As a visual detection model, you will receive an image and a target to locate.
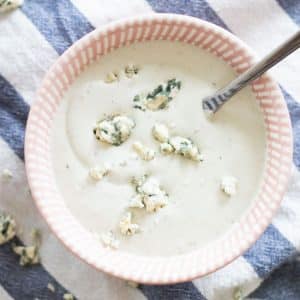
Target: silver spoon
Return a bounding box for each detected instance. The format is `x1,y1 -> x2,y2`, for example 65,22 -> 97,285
202,31 -> 300,114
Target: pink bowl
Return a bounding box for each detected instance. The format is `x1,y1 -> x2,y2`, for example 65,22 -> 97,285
25,14 -> 293,284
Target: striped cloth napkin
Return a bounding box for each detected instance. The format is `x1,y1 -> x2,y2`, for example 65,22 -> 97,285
0,0 -> 299,299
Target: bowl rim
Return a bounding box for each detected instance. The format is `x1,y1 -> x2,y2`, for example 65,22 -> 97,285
25,13 -> 293,284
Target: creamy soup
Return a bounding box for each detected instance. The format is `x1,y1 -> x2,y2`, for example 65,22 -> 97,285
51,41 -> 266,256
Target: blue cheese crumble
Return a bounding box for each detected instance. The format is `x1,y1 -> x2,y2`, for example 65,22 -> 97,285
152,123 -> 202,161
124,64 -> 139,78
101,231 -> 120,249
131,175 -> 169,213
152,123 -> 169,143
233,287 -> 243,300
127,281 -> 139,288
128,194 -> 144,209
63,293 -> 75,300
119,212 -> 140,236
133,78 -> 181,111
2,168 -> 13,180
0,213 -> 16,245
220,176 -> 238,196
0,0 -> 23,13
13,244 -> 40,266
160,142 -> 174,154
47,283 -> 55,293
93,115 -> 135,146
104,71 -> 119,83
13,228 -> 41,266
169,136 -> 203,161
132,141 -> 155,161
89,164 -> 111,181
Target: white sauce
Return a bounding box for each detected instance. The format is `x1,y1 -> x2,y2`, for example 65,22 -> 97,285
51,41 -> 266,256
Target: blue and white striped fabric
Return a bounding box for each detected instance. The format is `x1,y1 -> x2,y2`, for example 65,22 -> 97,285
0,1 -> 299,299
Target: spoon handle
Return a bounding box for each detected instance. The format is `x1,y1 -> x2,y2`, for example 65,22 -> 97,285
203,31 -> 300,114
